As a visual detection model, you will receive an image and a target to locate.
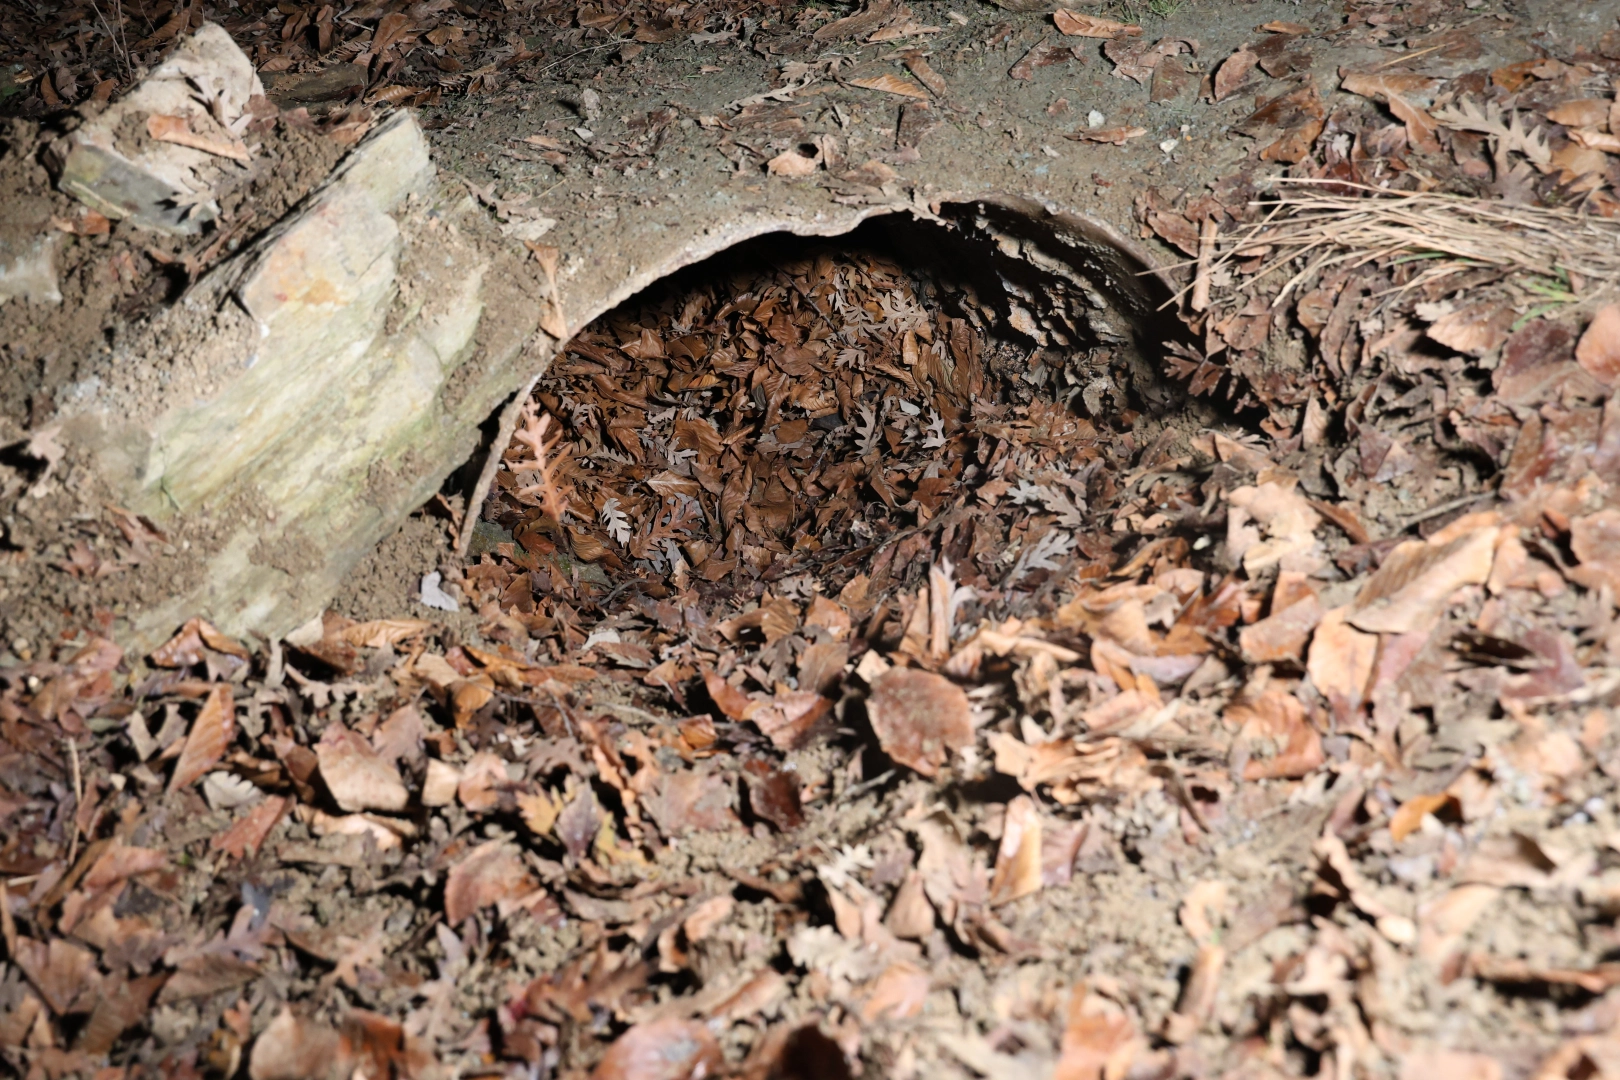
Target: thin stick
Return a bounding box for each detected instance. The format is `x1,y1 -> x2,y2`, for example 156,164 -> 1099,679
65,736 -> 82,866
0,879 -> 15,961
454,370 -> 544,562
1190,217 -> 1217,313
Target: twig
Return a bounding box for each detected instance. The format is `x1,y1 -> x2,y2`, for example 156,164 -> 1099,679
0,879 -> 15,961
88,0 -> 132,81
839,768 -> 896,803
1399,491 -> 1494,530
1190,217 -> 1217,313
454,371 -> 544,563
65,736 -> 82,865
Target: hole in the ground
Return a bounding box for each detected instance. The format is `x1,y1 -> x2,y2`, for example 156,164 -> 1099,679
440,204 -> 1253,675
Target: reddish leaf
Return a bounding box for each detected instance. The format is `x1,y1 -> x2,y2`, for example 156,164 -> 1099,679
211,795 -> 289,859
744,760 -> 804,831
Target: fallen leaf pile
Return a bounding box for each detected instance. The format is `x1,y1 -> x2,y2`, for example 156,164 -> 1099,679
11,2 -> 1620,1079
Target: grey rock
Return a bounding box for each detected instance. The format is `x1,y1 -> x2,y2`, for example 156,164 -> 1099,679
50,23 -> 262,234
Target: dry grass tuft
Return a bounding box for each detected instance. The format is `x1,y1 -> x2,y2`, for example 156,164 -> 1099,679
1179,179 -> 1620,311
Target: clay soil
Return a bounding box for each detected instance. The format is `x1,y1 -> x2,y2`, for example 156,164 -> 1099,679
8,2 -> 1620,1080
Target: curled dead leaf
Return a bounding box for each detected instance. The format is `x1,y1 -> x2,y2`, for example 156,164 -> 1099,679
988,796 -> 1043,906
1054,9 -> 1141,38
847,73 -> 930,100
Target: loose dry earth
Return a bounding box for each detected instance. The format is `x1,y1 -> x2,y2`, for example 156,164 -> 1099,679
8,2 -> 1620,1080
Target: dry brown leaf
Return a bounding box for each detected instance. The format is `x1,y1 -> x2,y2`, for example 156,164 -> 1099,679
168,684 -> 235,793
1577,304 -> 1620,386
645,766 -> 739,836
751,689 -> 833,750
247,1007 -> 342,1080
1240,82 -> 1325,162
1348,517 -> 1499,634
885,870 -> 935,939
307,809 -> 413,851
1229,687 -> 1323,780
1427,301 -> 1516,358
517,787 -> 564,837
1571,510 -> 1620,595
146,113 -> 251,162
1306,606 -> 1378,723
1391,792 -> 1458,842
1545,98 -> 1610,128
151,617 -> 250,666
867,668 -> 973,777
82,843 -> 167,892
814,0 -> 896,42
1419,887 -> 1503,965
1054,988 -> 1141,1080
682,895 -> 734,943
804,595 -> 852,638
1468,956 -> 1620,995
1164,943 -> 1225,1044
860,962 -> 930,1022
591,1017 -> 723,1080
14,935 -> 99,1014
1569,127 -> 1620,152
212,795 -> 288,860
716,597 -> 800,644
1012,43 -> 1083,81
1066,125 -> 1148,146
1398,1050 -> 1503,1080
1212,47 -> 1257,102
336,618 -> 432,649
703,668 -> 761,721
1239,594 -> 1322,663
443,840 -> 536,926
421,759 -> 460,807
988,795 -> 1043,906
848,73 -> 930,100
457,751 -> 509,812
1179,881 -> 1229,944
1340,72 -> 1444,155
1227,482 -> 1322,574
1054,9 -> 1141,38
767,147 -> 819,176
316,724 -> 408,813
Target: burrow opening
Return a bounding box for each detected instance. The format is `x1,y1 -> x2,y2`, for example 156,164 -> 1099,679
418,202 -> 1259,669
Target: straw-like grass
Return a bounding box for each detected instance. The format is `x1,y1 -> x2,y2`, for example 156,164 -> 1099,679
1175,179 -> 1620,311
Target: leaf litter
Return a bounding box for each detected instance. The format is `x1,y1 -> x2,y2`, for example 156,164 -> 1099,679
12,1 -> 1620,1079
